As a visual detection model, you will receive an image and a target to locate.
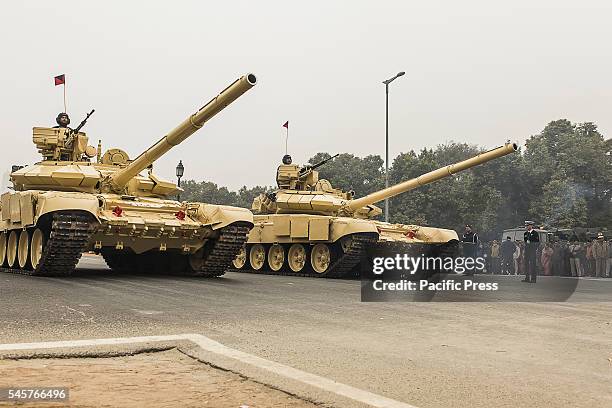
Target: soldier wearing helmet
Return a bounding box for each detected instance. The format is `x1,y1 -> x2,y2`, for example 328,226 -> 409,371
54,112 -> 71,129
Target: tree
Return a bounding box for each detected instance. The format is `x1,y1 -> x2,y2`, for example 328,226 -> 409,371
308,153 -> 384,198
180,180 -> 240,206
524,120 -> 611,228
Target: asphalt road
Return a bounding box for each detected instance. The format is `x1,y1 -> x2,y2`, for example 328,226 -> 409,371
1,255 -> 611,408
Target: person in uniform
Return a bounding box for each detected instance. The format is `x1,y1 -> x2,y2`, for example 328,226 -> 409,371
592,233 -> 608,278
500,236 -> 515,275
282,154 -> 292,165
522,221 -> 540,283
461,225 -> 478,255
490,240 -> 500,274
54,112 -> 71,129
461,225 -> 478,274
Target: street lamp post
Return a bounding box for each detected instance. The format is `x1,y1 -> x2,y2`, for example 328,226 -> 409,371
382,71 -> 405,223
176,160 -> 184,202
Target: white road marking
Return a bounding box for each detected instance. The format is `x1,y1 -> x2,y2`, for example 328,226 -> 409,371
130,309 -> 164,315
0,334 -> 417,408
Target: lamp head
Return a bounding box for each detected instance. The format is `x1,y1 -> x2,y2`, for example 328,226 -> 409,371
176,160 -> 185,178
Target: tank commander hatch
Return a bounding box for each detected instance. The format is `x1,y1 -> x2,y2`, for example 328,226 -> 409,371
53,112 -> 71,129
276,153 -> 340,191
276,154 -> 301,189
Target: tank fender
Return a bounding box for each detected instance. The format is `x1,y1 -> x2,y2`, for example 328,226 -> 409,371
192,203 -> 254,230
35,191 -> 100,223
329,218 -> 379,242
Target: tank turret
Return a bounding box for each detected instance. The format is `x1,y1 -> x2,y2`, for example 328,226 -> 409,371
253,143 -> 518,217
275,154 -> 339,190
10,74 -> 257,197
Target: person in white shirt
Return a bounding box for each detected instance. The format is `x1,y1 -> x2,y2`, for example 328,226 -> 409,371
513,243 -> 521,276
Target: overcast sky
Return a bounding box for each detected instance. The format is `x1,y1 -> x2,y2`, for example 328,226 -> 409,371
1,0 -> 611,191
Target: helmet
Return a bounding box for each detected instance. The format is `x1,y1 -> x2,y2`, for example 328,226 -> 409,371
282,154 -> 292,165
56,112 -> 70,126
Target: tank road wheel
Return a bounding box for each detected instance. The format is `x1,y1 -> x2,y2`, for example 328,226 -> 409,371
0,232 -> 7,267
232,245 -> 247,269
30,229 -> 45,270
249,244 -> 266,271
18,230 -> 31,269
287,244 -> 306,273
7,231 -> 19,268
340,236 -> 353,253
311,243 -> 331,274
267,245 -> 285,272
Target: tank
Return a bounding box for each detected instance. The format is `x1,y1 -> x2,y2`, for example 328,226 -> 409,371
232,142 -> 518,277
0,73 -> 257,277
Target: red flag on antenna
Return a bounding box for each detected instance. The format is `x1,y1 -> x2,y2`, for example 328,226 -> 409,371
282,121 -> 289,129
54,74 -> 65,86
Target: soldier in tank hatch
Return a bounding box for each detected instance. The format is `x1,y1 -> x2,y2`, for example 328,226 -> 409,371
54,112 -> 71,129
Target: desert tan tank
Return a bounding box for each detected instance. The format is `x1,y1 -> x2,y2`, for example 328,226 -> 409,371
232,142 -> 517,277
0,73 -> 257,277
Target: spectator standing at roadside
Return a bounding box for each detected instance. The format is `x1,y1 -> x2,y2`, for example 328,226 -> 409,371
579,243 -> 589,276
540,243 -> 554,276
514,241 -> 522,276
490,240 -> 500,274
569,240 -> 582,277
562,241 -> 572,276
500,237 -> 515,275
585,241 -> 595,276
551,242 -> 562,276
592,233 -> 608,278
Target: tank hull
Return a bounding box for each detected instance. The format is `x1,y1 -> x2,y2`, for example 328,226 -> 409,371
0,190 -> 253,276
231,213 -> 459,278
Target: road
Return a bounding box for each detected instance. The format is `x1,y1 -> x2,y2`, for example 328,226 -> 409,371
1,255 -> 611,408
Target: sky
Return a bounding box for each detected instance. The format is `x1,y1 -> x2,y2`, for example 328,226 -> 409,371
1,0 -> 611,191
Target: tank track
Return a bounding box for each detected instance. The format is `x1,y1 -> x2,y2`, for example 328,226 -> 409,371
100,250 -> 137,274
1,212 -> 96,277
323,233 -> 378,278
101,224 -> 250,278
375,240 -> 460,277
186,224 -> 250,277
234,233 -> 378,279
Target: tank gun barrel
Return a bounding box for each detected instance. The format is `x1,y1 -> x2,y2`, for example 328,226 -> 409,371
346,142 -> 518,212
109,73 -> 257,190
73,109 -> 95,134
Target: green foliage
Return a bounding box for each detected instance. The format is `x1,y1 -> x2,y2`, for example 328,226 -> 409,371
523,120 -> 611,228
308,153 -> 384,198
179,119 -> 611,238
180,180 -> 271,209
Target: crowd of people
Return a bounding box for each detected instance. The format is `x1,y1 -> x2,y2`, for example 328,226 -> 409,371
477,233 -> 612,278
